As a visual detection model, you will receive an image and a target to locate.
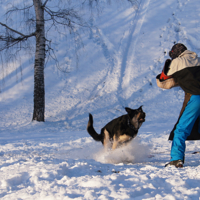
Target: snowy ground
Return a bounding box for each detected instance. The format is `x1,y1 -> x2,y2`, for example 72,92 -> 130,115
1,0 -> 200,199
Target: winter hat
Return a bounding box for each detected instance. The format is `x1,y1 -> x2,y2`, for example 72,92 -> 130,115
169,43 -> 187,59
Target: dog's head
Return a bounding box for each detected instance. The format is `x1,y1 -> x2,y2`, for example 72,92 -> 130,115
125,106 -> 145,129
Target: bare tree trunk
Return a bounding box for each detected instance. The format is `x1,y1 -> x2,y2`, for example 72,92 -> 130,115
32,0 -> 45,121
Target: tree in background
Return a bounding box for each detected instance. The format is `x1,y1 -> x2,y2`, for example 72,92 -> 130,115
0,0 -> 138,122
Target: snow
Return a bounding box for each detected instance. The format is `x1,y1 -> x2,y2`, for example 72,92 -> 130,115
1,0 -> 200,199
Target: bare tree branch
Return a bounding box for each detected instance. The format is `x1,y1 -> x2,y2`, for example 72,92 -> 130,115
46,41 -> 70,73
0,31 -> 35,51
5,4 -> 34,21
0,22 -> 26,37
44,6 -> 90,32
5,4 -> 34,15
42,0 -> 49,8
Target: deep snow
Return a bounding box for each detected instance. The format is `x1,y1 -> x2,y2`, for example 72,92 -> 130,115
1,0 -> 200,199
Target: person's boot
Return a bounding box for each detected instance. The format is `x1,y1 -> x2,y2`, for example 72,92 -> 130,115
165,160 -> 183,168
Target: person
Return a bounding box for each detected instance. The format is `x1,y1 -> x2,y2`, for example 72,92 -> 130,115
156,43 -> 200,168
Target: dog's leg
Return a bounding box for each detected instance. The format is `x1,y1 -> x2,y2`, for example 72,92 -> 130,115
103,129 -> 110,151
117,135 -> 132,148
112,134 -> 132,150
118,135 -> 132,143
112,135 -> 118,150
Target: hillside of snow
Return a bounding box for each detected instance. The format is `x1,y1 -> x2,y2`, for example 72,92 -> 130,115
1,0 -> 200,199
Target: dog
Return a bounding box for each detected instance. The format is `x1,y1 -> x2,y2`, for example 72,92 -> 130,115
87,106 -> 145,150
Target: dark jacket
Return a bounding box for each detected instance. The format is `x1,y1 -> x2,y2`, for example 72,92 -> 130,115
172,67 -> 200,95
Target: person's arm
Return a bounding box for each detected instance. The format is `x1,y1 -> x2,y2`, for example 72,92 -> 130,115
156,59 -> 178,89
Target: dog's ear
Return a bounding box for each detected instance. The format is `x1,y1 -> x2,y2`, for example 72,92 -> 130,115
138,105 -> 143,112
125,107 -> 133,114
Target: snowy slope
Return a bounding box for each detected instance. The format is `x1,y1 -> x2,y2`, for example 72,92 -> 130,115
1,0 -> 200,199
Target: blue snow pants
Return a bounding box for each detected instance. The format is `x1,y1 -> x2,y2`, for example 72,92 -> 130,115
171,94 -> 200,162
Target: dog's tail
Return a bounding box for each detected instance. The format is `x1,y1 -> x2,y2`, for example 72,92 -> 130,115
87,113 -> 102,142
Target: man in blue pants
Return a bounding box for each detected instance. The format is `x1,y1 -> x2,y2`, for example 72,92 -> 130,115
156,43 -> 200,168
